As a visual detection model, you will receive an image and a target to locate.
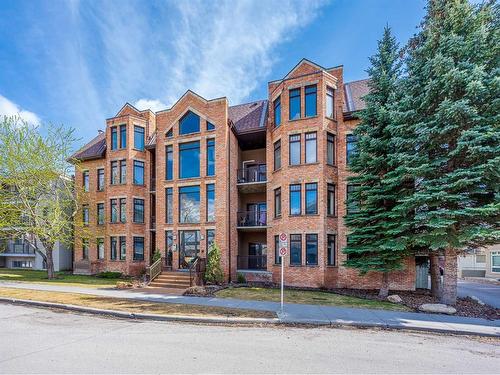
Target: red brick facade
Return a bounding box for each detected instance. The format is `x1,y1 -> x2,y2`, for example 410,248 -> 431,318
72,59 -> 416,291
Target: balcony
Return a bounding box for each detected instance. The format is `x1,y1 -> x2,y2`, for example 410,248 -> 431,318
237,164 -> 267,193
237,255 -> 267,271
150,178 -> 156,192
0,242 -> 35,257
237,211 -> 267,231
150,215 -> 156,231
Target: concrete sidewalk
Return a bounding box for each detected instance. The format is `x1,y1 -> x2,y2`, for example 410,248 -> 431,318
0,281 -> 498,336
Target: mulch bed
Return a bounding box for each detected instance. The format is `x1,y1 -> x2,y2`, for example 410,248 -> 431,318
332,288 -> 500,320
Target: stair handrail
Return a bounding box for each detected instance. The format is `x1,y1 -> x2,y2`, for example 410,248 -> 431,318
189,257 -> 199,287
148,258 -> 162,283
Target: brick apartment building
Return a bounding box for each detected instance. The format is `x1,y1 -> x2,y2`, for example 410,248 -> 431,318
71,59 -> 416,290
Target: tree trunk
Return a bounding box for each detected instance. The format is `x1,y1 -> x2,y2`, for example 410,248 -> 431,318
378,272 -> 390,298
440,247 -> 458,305
46,248 -> 55,280
429,252 -> 441,298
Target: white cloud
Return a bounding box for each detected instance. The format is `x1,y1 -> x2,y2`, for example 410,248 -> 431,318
0,95 -> 41,125
134,99 -> 167,113
165,0 -> 327,105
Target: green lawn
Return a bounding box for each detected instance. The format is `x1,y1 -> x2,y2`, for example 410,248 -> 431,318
216,287 -> 411,311
0,269 -> 124,288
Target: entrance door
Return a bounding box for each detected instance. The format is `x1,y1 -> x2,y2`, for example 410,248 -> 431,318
415,256 -> 430,289
247,203 -> 267,226
179,230 -> 200,269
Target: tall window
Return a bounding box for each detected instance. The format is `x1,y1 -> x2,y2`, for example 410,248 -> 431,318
97,238 -> 104,260
206,229 -> 215,251
166,128 -> 173,138
165,187 -> 173,224
305,132 -> 317,163
133,160 -> 145,185
274,140 -> 281,171
289,88 -> 301,120
82,205 -> 89,225
111,161 -> 118,185
110,199 -> 118,223
206,139 -> 215,176
289,184 -> 301,215
305,183 -> 318,214
326,86 -> 335,118
274,187 -> 281,218
97,168 -> 105,191
327,234 -> 336,266
119,160 -> 126,184
179,141 -> 200,178
97,203 -> 104,225
206,184 -> 215,222
166,145 -> 173,180
274,235 -> 281,265
207,121 -> 215,131
179,111 -> 200,135
274,96 -> 281,127
492,252 -> 500,273
111,127 -> 117,150
120,124 -> 127,148
133,237 -> 144,260
120,198 -> 126,223
306,234 -> 318,265
119,236 -> 126,260
134,125 -> 145,151
83,171 -> 89,192
179,185 -> 200,223
327,133 -> 335,165
290,234 -> 302,265
166,230 -> 173,263
289,134 -> 301,165
305,85 -> 317,117
347,184 -> 360,214
82,239 -> 89,260
133,198 -> 144,223
327,183 -> 335,216
110,237 -> 117,260
346,134 -> 358,165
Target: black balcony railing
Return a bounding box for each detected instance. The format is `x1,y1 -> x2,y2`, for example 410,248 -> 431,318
237,164 -> 267,183
237,210 -> 267,227
237,255 -> 267,270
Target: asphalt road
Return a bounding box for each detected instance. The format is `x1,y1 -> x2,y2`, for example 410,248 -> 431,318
0,304 -> 499,374
458,280 -> 500,308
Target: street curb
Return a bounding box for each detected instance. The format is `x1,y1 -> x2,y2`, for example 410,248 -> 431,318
1,297 -> 498,337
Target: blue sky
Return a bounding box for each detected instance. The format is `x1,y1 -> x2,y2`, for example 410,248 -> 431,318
0,0 -> 425,149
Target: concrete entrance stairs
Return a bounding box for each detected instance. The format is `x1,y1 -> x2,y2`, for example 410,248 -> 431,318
149,271 -> 191,289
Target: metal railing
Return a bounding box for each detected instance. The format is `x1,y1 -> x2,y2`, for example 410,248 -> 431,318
147,258 -> 162,283
150,216 -> 156,230
237,210 -> 267,227
237,255 -> 267,270
237,164 -> 267,183
189,257 -> 206,287
150,178 -> 156,191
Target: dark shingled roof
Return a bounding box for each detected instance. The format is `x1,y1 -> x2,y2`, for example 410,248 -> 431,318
228,99 -> 268,133
70,132 -> 106,161
343,79 -> 370,113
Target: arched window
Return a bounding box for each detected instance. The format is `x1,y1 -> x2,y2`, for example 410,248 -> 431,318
179,111 -> 200,135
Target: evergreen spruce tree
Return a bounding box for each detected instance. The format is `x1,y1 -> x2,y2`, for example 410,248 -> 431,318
392,0 -> 499,305
343,26 -> 409,298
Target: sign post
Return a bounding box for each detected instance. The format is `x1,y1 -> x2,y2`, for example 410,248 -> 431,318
278,233 -> 288,313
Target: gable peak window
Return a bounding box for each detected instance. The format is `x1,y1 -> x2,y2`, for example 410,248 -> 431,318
305,85 -> 317,117
134,125 -> 145,151
179,111 -> 200,135
207,121 -> 215,131
166,128 -> 173,138
289,88 -> 301,120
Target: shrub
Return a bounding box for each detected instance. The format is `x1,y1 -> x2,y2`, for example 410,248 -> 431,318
237,272 -> 246,284
97,271 -> 122,279
152,250 -> 162,263
204,242 -> 224,285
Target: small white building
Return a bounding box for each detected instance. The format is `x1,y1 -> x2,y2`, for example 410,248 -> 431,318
0,236 -> 72,271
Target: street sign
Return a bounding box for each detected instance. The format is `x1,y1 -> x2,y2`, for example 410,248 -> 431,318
279,233 -> 287,242
278,233 -> 287,313
279,247 -> 287,257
